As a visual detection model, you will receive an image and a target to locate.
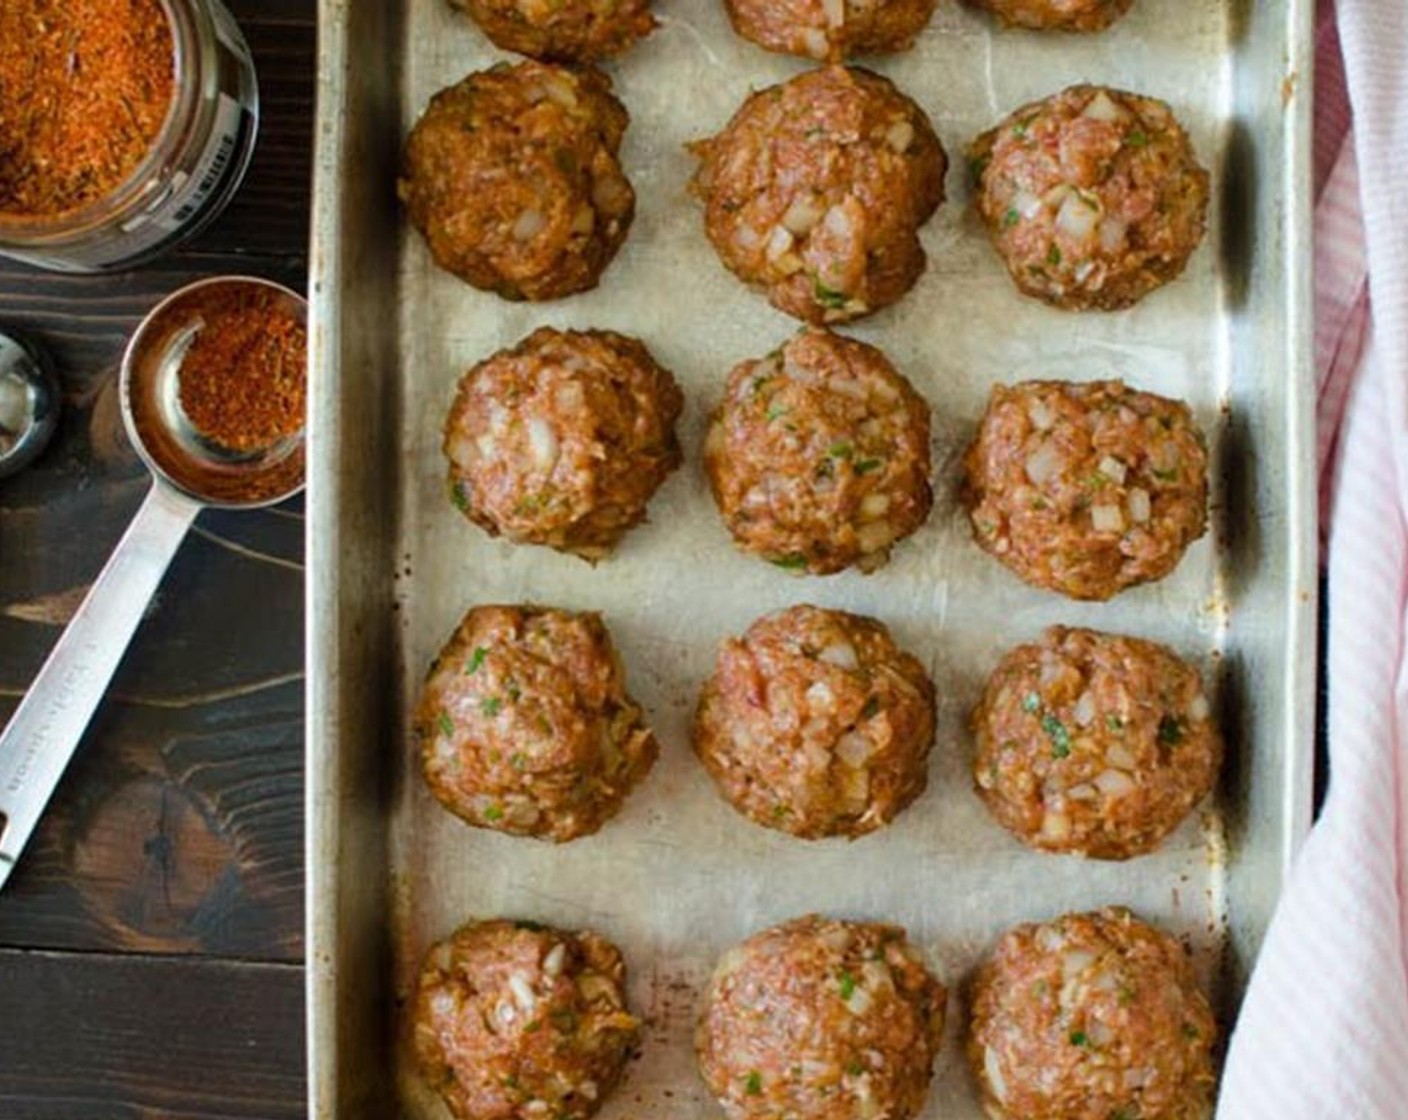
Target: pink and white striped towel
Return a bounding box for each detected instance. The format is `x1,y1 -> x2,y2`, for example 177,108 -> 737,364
1218,1 -> 1408,1116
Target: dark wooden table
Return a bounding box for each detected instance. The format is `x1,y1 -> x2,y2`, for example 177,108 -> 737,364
0,2 -> 313,1114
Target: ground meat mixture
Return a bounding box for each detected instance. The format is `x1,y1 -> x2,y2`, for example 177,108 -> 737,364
705,328 -> 932,575
724,0 -> 938,62
970,85 -> 1208,310
399,61 -> 635,301
968,908 -> 1216,1120
698,915 -> 946,1120
968,0 -> 1133,32
444,328 -> 683,560
414,918 -> 640,1120
961,379 -> 1209,600
690,66 -> 946,324
450,0 -> 655,61
694,605 -> 936,839
972,626 -> 1221,859
415,604 -> 658,842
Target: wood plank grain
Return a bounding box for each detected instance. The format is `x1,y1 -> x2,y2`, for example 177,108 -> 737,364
0,947 -> 304,1119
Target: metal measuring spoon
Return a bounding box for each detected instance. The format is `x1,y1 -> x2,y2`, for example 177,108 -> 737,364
0,331 -> 60,478
0,276 -> 306,890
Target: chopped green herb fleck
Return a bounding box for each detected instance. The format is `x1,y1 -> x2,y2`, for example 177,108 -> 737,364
845,1060 -> 866,1077
744,1071 -> 763,1096
1021,691 -> 1041,714
509,752 -> 527,771
1069,1030 -> 1090,1047
770,553 -> 808,571
551,1009 -> 579,1032
814,278 -> 848,309
829,441 -> 854,460
1047,244 -> 1063,267
1002,207 -> 1020,229
484,804 -> 504,821
437,711 -> 455,737
1182,1023 -> 1200,1040
1042,713 -> 1072,758
1152,467 -> 1179,481
450,480 -> 471,512
1110,1110 -> 1137,1120
466,646 -> 489,674
1086,472 -> 1108,490
515,919 -> 546,931
523,1018 -> 542,1033
970,154 -> 991,179
1106,715 -> 1126,731
1012,123 -> 1028,139
1158,715 -> 1185,746
482,697 -> 503,717
861,696 -> 882,720
1126,129 -> 1149,147
751,375 -> 775,397
854,458 -> 884,475
502,1075 -> 520,1090
838,971 -> 858,1000
766,402 -> 789,422
506,680 -> 522,702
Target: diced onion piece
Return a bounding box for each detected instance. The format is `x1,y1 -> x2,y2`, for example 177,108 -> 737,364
541,72 -> 579,107
1091,504 -> 1125,533
859,492 -> 891,520
766,224 -> 795,261
828,376 -> 869,401
429,989 -> 458,1019
1061,948 -> 1096,981
1024,441 -> 1062,485
734,223 -> 762,252
1088,1020 -> 1113,1047
543,943 -> 566,977
1013,189 -> 1043,220
1124,1067 -> 1154,1091
1106,743 -> 1137,770
592,174 -> 631,213
1041,810 -> 1072,841
1056,191 -> 1099,243
823,203 -> 854,236
842,977 -> 874,1015
805,680 -> 836,713
570,206 -> 595,234
1042,183 -> 1073,209
526,416 -> 559,470
1099,217 -> 1128,253
1095,768 -> 1138,798
856,519 -> 896,555
984,1047 -> 1009,1103
782,195 -> 824,235
508,972 -> 537,1011
512,208 -> 546,241
885,120 -> 914,153
1073,690 -> 1096,727
555,380 -> 585,413
822,0 -> 845,26
1128,487 -> 1152,523
1083,90 -> 1127,122
1067,783 -> 1098,801
836,731 -> 874,768
802,26 -> 830,58
489,403 -> 510,435
1027,397 -> 1055,430
1098,456 -> 1128,484
818,641 -> 859,670
1189,693 -> 1211,722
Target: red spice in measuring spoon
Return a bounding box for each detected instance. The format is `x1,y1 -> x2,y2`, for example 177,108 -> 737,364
176,288 -> 307,452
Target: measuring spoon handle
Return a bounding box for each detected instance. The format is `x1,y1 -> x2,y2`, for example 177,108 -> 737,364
0,482 -> 199,891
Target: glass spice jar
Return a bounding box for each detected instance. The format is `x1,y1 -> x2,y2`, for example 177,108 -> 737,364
0,0 -> 259,273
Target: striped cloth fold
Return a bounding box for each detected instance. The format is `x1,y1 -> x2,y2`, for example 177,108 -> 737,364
1218,1 -> 1408,1116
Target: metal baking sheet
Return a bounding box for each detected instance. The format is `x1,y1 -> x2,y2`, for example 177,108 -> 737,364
307,0 -> 1316,1115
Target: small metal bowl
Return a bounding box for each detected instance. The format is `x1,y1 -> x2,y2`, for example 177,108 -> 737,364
0,331 -> 60,478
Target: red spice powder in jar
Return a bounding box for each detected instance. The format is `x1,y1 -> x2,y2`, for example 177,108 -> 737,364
0,0 -> 176,218
177,289 -> 308,453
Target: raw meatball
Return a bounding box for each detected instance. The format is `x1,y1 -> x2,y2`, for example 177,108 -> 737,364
698,915 -> 945,1120
969,0 -> 1133,32
705,328 -> 932,574
445,327 -> 683,560
690,66 -> 946,324
450,0 -> 655,61
415,604 -> 657,841
970,85 -> 1208,310
724,0 -> 938,61
972,626 -> 1222,859
968,907 -> 1216,1120
961,379 -> 1209,600
414,918 -> 640,1120
399,61 -> 635,301
694,604 -> 936,839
